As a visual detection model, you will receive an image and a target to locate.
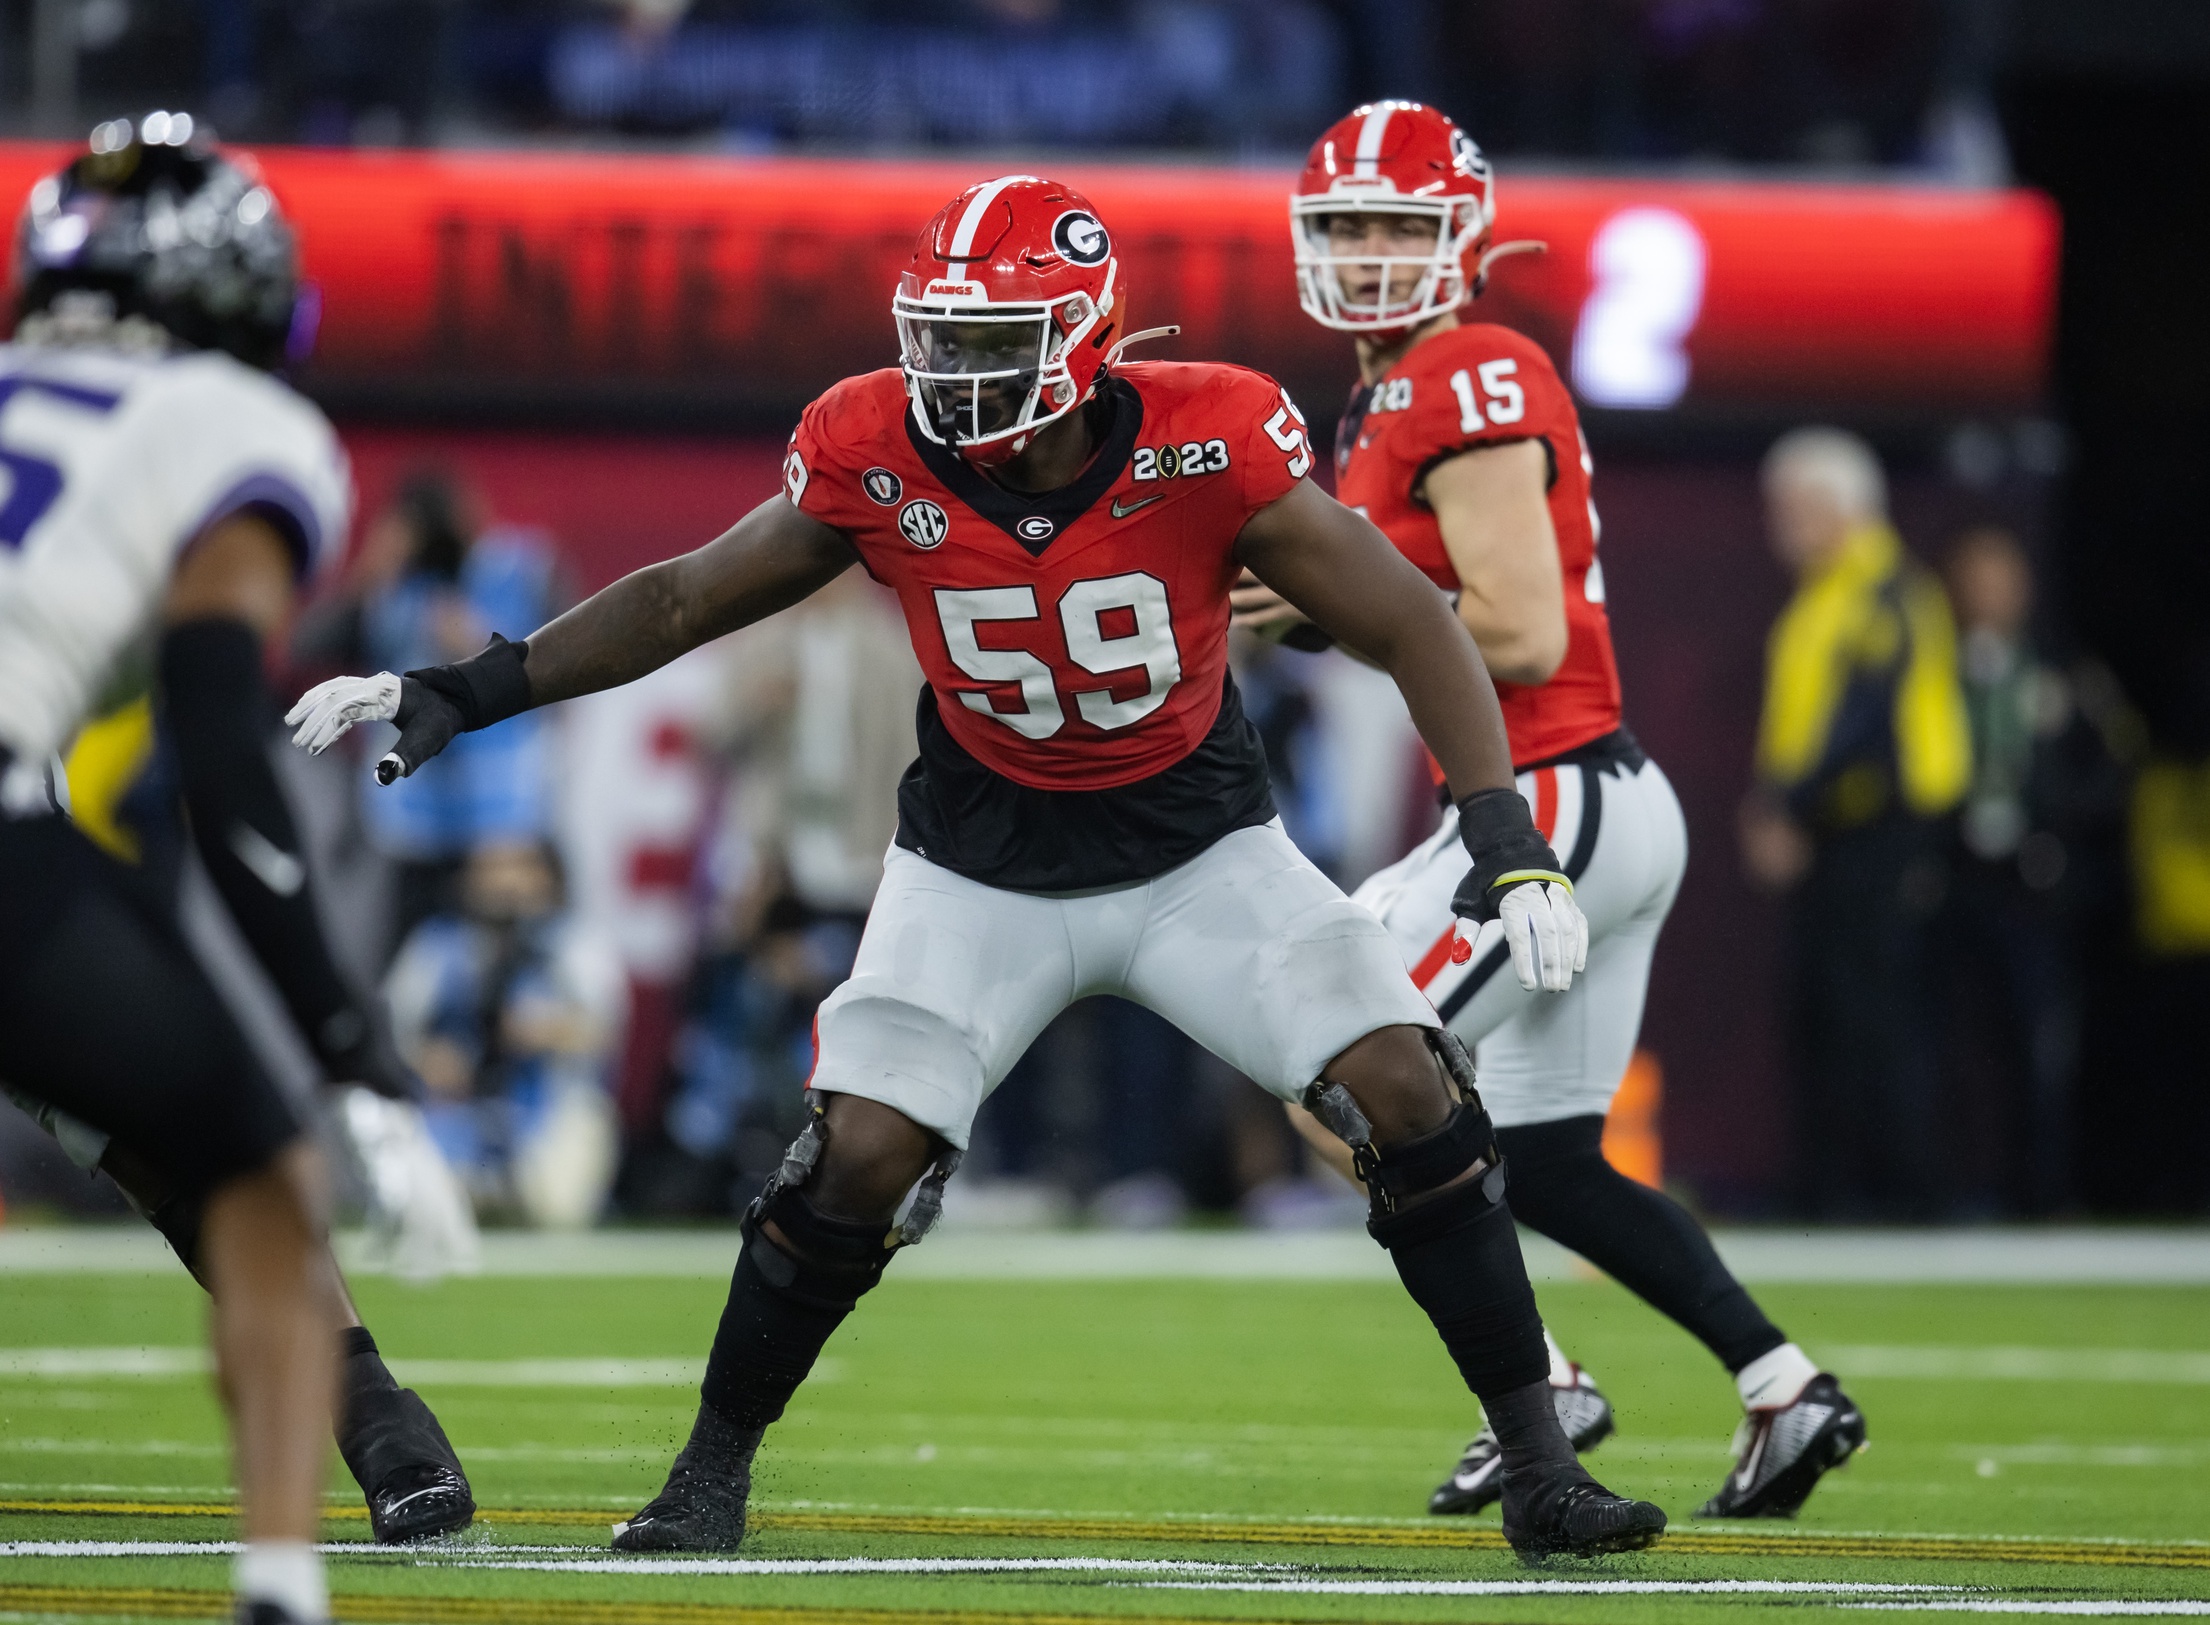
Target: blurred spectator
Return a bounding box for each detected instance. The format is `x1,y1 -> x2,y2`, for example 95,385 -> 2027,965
294,472 -> 564,956
639,569 -> 920,1211
386,840 -> 627,1227
1933,524 -> 2080,1215
1742,427 -> 1971,1220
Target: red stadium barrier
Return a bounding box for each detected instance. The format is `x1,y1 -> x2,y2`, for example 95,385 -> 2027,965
0,144 -> 2057,421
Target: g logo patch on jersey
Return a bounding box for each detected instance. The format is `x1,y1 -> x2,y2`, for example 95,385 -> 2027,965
1051,210 -> 1110,268
1016,515 -> 1056,543
862,467 -> 903,506
899,498 -> 949,550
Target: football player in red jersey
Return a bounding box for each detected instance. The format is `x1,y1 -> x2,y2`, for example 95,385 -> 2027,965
1240,102 -> 1866,1523
289,173 -> 1668,1560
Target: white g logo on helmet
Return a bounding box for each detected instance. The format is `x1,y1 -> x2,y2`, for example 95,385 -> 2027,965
1051,210 -> 1110,267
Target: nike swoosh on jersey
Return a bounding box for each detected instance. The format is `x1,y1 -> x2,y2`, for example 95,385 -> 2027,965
1110,493 -> 1165,519
229,821 -> 306,896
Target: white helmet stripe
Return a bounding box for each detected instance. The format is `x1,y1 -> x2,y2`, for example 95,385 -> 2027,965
1352,105 -> 1395,178
946,173 -> 1040,273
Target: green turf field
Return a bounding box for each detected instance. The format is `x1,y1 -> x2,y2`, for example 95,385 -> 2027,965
3,1241 -> 2207,1622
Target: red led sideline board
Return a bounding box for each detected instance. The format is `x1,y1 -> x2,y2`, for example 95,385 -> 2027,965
0,144 -> 2056,421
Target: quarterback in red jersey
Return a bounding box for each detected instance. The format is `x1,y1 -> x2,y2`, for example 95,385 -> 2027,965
289,174 -> 1666,1560
1243,102 -> 1865,1524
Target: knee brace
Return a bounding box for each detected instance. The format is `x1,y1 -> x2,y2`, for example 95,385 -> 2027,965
742,1182 -> 898,1314
1303,1027 -> 1501,1217
1366,1133 -> 1546,1402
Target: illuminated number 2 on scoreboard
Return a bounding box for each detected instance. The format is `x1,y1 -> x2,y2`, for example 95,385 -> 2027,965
934,570 -> 1184,738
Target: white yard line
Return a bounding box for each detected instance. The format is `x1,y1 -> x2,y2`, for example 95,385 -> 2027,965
1845,1606 -> 2210,1616
1140,1580 -> 1969,1596
0,1350 -> 742,1387
1829,1347 -> 2210,1384
2,1225 -> 2205,1282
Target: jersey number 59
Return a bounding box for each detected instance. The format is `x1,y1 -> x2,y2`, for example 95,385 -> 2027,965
935,572 -> 1182,739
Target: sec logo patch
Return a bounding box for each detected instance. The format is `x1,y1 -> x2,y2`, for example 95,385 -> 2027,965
862,467 -> 903,506
1016,515 -> 1056,543
899,498 -> 949,550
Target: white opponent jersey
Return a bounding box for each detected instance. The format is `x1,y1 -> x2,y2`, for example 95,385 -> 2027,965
0,341 -> 351,773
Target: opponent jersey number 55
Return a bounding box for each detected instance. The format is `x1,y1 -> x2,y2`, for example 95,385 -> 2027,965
930,389 -> 1311,741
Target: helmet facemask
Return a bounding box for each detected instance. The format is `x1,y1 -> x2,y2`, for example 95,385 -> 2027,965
1291,195 -> 1487,333
895,279 -> 1107,466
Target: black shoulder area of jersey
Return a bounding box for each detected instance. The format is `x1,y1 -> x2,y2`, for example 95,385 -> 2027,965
903,376 -> 1143,558
893,670 -> 1278,892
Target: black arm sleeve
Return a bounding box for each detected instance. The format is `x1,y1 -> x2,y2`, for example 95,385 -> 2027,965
158,618 -> 411,1097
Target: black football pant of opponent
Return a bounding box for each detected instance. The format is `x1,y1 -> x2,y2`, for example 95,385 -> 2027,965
0,810 -> 458,1542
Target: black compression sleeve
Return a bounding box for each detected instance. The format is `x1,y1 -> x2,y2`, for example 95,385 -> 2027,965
158,619 -> 365,1066
1495,1116 -> 1786,1372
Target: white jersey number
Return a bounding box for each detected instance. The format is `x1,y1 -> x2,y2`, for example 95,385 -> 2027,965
935,571 -> 1183,739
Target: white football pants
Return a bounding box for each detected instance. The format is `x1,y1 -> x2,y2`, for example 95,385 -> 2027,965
812,820 -> 1439,1149
1352,754 -> 1687,1127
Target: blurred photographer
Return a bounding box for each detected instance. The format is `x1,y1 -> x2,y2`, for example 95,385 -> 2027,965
385,840 -> 626,1228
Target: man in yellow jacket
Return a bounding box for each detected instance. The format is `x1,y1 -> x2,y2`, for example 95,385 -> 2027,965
1741,428 -> 1971,1219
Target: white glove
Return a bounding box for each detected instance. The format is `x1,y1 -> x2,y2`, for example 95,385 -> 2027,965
1497,878 -> 1589,994
285,672 -> 401,756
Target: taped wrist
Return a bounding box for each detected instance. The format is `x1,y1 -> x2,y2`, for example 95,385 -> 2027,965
699,1190 -> 898,1430
1454,786 -> 1568,924
405,634 -> 533,734
1369,1160 -> 1548,1402
159,620 -> 364,1064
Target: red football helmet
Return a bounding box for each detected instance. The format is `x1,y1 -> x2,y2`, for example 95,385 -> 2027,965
894,175 -> 1123,465
1291,100 -> 1499,332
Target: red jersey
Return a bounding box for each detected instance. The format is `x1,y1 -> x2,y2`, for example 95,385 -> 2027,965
1334,323 -> 1622,768
787,360 -> 1312,793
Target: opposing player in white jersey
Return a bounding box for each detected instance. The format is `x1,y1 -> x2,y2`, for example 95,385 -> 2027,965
0,120 -> 463,1622
1238,100 -> 1866,1522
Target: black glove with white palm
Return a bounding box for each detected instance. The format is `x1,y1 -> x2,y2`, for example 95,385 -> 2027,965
287,635 -> 533,785
1452,786 -> 1588,994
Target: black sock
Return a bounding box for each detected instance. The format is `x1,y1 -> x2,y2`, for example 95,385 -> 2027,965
342,1326 -> 381,1364
1498,1116 -> 1786,1373
699,1209 -> 887,1432
1369,1171 -> 1549,1404
1485,1378 -> 1588,1478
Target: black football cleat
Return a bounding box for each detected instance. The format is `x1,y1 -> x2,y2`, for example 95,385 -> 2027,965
341,1384 -> 476,1544
613,1410 -> 763,1554
1430,1364 -> 1616,1516
612,1461 -> 752,1554
1697,1373 -> 1866,1519
234,1601 -> 322,1625
1500,1458 -> 1667,1560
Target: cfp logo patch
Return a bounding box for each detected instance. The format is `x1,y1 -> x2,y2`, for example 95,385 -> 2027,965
899,498 -> 949,550
1051,210 -> 1110,268
862,467 -> 903,506
1016,515 -> 1056,543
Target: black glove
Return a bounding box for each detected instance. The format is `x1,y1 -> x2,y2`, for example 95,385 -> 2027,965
1450,785 -> 1570,923
313,1004 -> 420,1102
377,633 -> 535,785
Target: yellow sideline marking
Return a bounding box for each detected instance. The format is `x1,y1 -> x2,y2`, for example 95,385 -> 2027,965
2,1498 -> 2206,1571
0,1583 -> 1342,1625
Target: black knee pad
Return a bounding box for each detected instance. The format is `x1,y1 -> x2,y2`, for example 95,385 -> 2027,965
744,1183 -> 898,1314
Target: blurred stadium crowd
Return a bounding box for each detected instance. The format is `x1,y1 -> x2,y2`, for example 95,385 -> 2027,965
14,0 -> 1997,174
